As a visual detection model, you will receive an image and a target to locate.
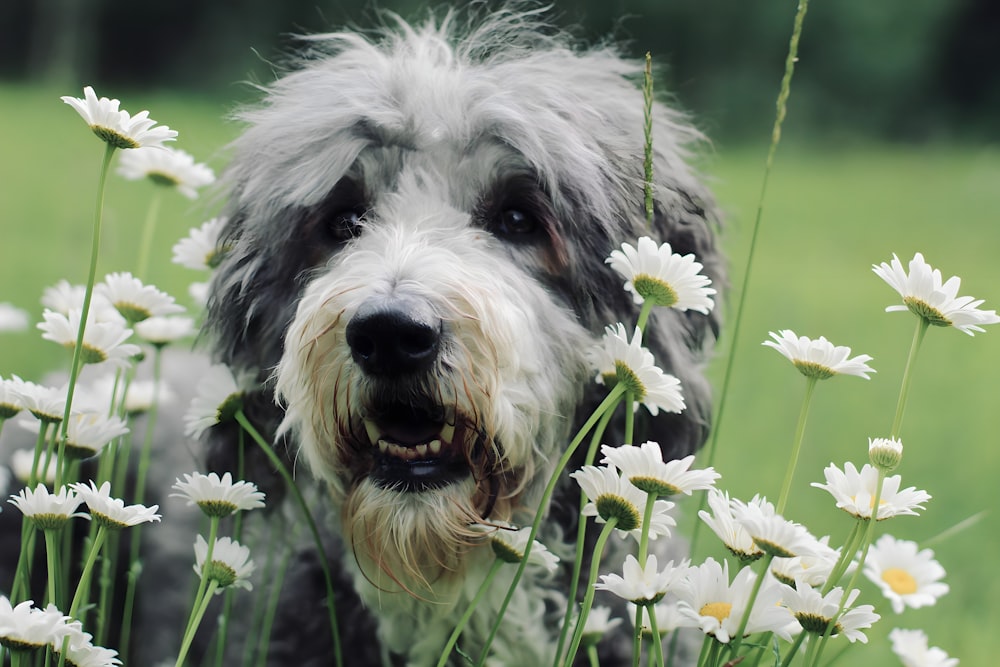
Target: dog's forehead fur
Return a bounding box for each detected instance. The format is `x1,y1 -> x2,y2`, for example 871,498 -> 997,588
225,14 -> 705,239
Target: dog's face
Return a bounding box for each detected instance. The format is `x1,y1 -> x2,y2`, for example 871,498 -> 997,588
206,13 -> 722,592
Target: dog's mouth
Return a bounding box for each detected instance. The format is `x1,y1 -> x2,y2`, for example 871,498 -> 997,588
356,401 -> 477,491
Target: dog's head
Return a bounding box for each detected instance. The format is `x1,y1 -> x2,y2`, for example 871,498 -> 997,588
205,8 -> 723,591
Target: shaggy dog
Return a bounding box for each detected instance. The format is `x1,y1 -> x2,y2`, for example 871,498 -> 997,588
195,6 -> 723,666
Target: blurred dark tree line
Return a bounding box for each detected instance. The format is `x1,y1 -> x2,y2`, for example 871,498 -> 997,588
1,0 -> 997,142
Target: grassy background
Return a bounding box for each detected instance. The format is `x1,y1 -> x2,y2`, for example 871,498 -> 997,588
2,82 -> 998,664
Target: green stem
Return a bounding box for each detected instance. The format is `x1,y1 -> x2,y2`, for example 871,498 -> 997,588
728,553 -> 774,657
253,541 -> 294,667
436,559 -> 504,667
821,521 -> 863,595
632,604 -> 644,667
59,142 -> 117,487
43,530 -> 62,608
563,519 -> 619,667
119,347 -> 164,656
68,525 -> 108,619
234,409 -> 343,667
890,318 -> 929,438
690,0 -> 811,558
624,390 -> 635,446
552,407 -> 617,667
776,376 -> 818,515
646,603 -> 663,667
478,384 -> 626,667
135,189 -> 162,281
637,493 -> 657,562
175,579 -> 220,667
635,300 -> 655,334
778,630 -> 808,667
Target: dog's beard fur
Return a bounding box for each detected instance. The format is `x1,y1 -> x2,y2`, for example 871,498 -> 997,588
275,186 -> 591,593
202,5 -> 725,664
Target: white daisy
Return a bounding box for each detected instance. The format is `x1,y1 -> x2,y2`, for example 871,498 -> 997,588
134,315 -> 195,346
811,462 -> 931,521
0,303 -> 29,333
697,489 -> 764,562
782,583 -> 879,643
171,471 -> 265,517
770,536 -> 843,589
471,521 -> 559,573
193,535 -> 255,593
606,236 -> 716,312
873,252 -> 1000,335
40,280 -> 117,321
172,217 -> 230,271
600,443 -> 719,496
183,364 -> 251,438
10,449 -> 57,485
869,436 -> 904,472
595,554 -> 688,605
8,483 -> 89,531
14,380 -> 68,424
61,86 -> 177,149
732,497 -> 819,559
571,464 -> 676,542
863,534 -> 949,614
763,330 -> 875,380
58,639 -> 122,667
0,597 -> 69,652
71,480 -> 161,529
64,412 -> 129,459
674,557 -> 796,643
0,375 -> 27,419
591,324 -> 685,416
889,628 -> 958,667
188,281 -> 210,308
580,605 -> 623,647
117,146 -> 215,199
96,273 -> 184,323
632,599 -> 688,636
38,309 -> 140,367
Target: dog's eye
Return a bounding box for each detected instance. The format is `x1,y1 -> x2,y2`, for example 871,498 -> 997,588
327,209 -> 365,242
494,209 -> 538,237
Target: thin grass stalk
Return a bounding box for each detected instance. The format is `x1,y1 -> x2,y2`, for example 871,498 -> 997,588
477,384 -> 626,667
690,0 -> 811,556
234,409 -> 343,667
436,559 -> 504,667
253,540 -> 294,667
775,376 -> 818,515
642,51 -> 654,227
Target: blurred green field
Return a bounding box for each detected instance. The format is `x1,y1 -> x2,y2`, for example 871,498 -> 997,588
2,82 -> 998,664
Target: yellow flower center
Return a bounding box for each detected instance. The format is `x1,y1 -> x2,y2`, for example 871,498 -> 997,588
699,601 -> 732,623
881,567 -> 918,595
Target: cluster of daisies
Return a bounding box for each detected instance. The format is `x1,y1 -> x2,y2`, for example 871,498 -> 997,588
483,238 -> 986,667
0,88 -> 263,667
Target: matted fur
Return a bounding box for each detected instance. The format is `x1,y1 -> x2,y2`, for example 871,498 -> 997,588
197,5 -> 724,666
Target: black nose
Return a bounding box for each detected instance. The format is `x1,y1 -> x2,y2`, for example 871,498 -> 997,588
345,298 -> 442,376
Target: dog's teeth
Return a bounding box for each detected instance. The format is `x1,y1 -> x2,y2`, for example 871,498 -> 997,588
428,439 -> 442,455
415,444 -> 428,457
377,439 -> 389,453
439,423 -> 455,443
365,420 -> 381,446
